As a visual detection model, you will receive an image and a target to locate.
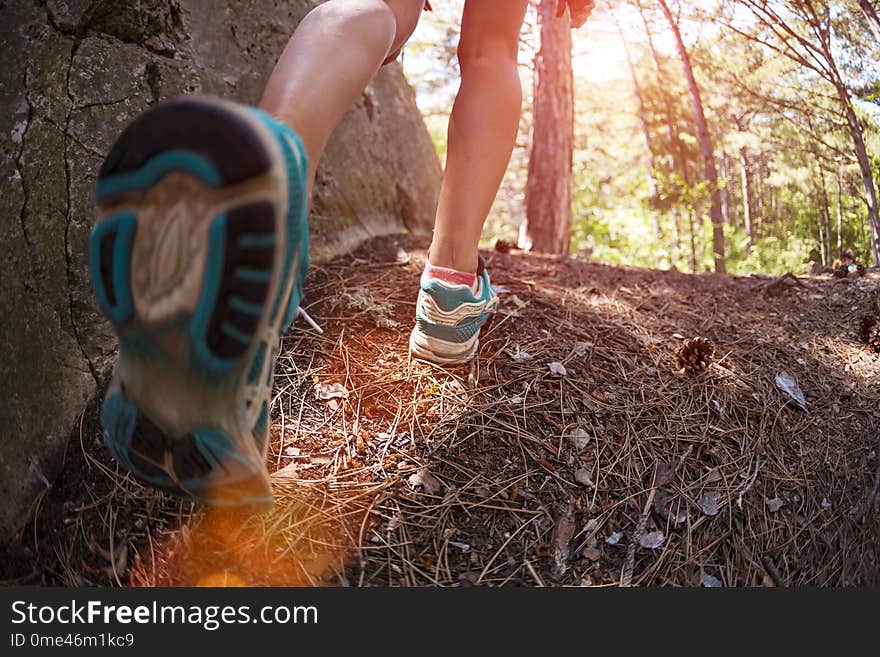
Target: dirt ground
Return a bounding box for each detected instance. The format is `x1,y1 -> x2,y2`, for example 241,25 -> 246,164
3,234 -> 879,587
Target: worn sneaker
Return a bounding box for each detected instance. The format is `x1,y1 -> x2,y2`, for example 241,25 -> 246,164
409,258 -> 499,365
89,97 -> 309,506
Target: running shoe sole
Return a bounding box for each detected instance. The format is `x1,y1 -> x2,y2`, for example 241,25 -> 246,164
90,97 -> 308,506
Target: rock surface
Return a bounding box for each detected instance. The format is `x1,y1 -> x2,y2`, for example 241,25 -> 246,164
0,0 -> 440,542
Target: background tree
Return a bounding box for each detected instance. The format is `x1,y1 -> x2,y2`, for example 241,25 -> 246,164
520,0 -> 575,253
729,0 -> 880,265
657,0 -> 726,272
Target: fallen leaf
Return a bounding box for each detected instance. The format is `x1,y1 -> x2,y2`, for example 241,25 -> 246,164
701,572 -> 722,588
639,531 -> 665,549
653,462 -> 675,487
536,458 -> 557,474
774,371 -> 808,410
582,547 -> 602,562
605,531 -> 623,545
568,427 -> 591,450
492,284 -> 510,294
509,395 -> 524,405
548,362 -> 567,377
574,469 -> 594,488
408,467 -> 443,495
765,497 -> 785,513
553,504 -> 576,575
512,350 -> 533,361
699,490 -> 720,516
821,497 -> 832,509
449,541 -> 471,553
284,446 -> 301,457
315,382 -> 348,401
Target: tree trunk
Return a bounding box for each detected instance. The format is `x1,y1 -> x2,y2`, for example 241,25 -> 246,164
671,208 -> 682,264
688,210 -> 697,272
812,19 -> 880,264
521,0 -> 574,254
657,0 -> 725,273
616,15 -> 661,240
818,169 -> 833,264
836,162 -> 844,256
859,0 -> 880,42
739,147 -> 754,254
720,153 -> 731,227
637,0 -> 684,261
840,95 -> 880,265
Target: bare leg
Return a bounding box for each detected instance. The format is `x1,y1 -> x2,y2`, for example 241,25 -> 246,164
428,0 -> 528,273
259,0 -> 424,193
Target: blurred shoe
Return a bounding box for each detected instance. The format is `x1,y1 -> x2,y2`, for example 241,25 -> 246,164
90,96 -> 309,506
409,257 -> 498,365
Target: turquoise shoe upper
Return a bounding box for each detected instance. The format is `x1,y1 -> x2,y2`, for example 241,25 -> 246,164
415,259 -> 498,344
250,108 -> 310,335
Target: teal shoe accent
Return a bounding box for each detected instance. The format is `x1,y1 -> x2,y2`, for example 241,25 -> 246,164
253,401 -> 269,447
233,266 -> 273,283
247,342 -> 268,385
100,393 -> 138,472
229,295 -> 265,317
94,150 -> 221,201
250,108 -> 309,333
89,212 -> 137,324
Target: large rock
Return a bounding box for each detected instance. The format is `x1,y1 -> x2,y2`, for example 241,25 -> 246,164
0,0 -> 440,542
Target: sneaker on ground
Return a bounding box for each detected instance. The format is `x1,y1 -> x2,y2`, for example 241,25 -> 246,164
409,257 -> 498,365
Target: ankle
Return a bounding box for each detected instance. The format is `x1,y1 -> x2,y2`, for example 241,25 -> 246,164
427,245 -> 478,274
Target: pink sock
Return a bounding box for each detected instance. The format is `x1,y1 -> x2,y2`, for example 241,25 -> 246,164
425,260 -> 477,290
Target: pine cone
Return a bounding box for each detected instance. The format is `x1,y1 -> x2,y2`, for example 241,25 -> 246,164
859,315 -> 880,353
676,337 -> 715,373
856,263 -> 866,277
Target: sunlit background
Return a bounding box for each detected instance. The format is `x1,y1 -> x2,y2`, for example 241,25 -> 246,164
401,0 -> 880,275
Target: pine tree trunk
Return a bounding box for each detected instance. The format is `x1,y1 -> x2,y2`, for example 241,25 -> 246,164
818,169 -> 833,264
859,0 -> 880,42
521,0 -> 574,254
657,0 -> 725,273
637,0 -> 683,262
720,153 -> 731,227
688,210 -> 697,272
813,23 -> 880,264
739,147 -> 753,254
617,17 -> 661,243
836,162 -> 844,256
841,97 -> 880,265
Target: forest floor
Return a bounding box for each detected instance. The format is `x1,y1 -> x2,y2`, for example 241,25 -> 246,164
4,234 -> 880,587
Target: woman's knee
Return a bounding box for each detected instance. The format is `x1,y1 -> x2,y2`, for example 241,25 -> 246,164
457,0 -> 526,75
382,0 -> 426,64
457,37 -> 519,78
309,0 -> 398,57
